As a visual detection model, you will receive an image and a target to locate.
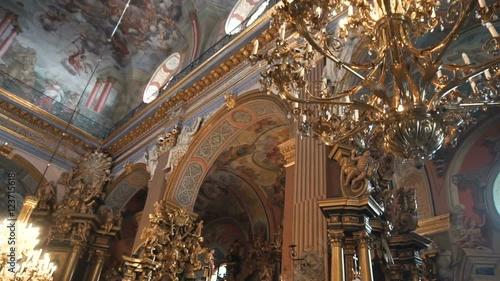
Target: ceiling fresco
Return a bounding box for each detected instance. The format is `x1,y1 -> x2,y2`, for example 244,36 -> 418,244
0,0 -> 254,137
194,115 -> 288,262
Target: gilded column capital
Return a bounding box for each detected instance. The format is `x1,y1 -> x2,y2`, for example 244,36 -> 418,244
328,230 -> 344,246
354,230 -> 371,241
278,138 -> 296,167
0,142 -> 14,159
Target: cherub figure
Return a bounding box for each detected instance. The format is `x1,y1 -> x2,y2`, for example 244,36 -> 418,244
344,150 -> 371,187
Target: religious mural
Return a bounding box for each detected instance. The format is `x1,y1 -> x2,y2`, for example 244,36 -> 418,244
0,0 -> 245,137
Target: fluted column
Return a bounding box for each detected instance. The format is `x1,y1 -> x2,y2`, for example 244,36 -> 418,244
292,135 -> 328,274
60,242 -> 84,281
278,138 -> 296,278
329,230 -> 345,281
354,230 -> 373,281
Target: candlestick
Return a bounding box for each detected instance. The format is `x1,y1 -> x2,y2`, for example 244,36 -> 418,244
462,53 -> 471,65
484,69 -> 492,80
280,23 -> 286,40
485,22 -> 499,38
252,39 -> 259,55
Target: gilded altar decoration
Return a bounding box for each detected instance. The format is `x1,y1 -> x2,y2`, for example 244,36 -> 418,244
224,228 -> 282,281
124,200 -> 205,281
51,150 -> 115,240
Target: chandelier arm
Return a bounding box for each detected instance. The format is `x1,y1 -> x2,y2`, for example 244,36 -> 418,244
330,122 -> 375,143
284,87 -> 382,113
422,0 -> 477,80
428,57 -> 500,109
294,17 -> 366,81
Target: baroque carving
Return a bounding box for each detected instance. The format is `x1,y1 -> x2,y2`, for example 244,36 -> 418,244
224,92 -> 236,110
293,248 -> 325,281
145,125 -> 180,180
164,117 -> 203,172
51,150 -> 114,240
339,149 -> 378,197
130,200 -> 205,281
454,216 -> 489,250
35,180 -> 56,211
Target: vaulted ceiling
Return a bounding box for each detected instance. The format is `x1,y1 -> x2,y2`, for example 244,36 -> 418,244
0,0 -> 266,139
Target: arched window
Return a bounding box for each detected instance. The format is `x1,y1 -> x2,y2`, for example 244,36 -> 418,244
143,53 -> 181,103
492,171 -> 500,217
225,0 -> 269,35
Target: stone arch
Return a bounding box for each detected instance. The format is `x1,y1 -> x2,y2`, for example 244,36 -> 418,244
444,114 -> 500,216
105,163 -> 149,212
0,153 -> 47,217
163,91 -> 290,210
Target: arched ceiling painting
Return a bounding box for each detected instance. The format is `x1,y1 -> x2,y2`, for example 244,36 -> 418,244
194,115 -> 289,261
0,0 -> 262,137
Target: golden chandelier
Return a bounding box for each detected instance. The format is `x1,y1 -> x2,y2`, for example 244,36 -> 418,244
250,0 -> 500,165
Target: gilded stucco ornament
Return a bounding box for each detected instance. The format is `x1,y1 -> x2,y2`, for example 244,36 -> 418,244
51,150 -> 116,240
124,200 -> 206,281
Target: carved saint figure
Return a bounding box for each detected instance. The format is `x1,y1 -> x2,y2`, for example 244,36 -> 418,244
164,117 -> 202,172
36,181 -> 56,209
145,145 -> 160,180
454,217 -> 488,250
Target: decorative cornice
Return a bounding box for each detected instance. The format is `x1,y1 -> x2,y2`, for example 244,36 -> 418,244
0,97 -> 96,155
106,28 -> 277,156
278,138 -> 296,167
416,213 -> 450,236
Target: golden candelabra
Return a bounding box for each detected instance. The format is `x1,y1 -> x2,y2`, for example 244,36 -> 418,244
250,0 -> 500,165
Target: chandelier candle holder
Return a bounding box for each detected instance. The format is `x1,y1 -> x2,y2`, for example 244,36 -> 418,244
0,196 -> 56,281
250,0 -> 500,165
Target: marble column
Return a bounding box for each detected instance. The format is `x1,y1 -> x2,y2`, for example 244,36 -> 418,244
0,12 -> 17,38
0,25 -> 21,59
85,78 -> 104,108
278,138 -> 296,278
95,76 -> 116,113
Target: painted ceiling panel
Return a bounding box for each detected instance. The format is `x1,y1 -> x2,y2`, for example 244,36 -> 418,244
0,0 -> 243,138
